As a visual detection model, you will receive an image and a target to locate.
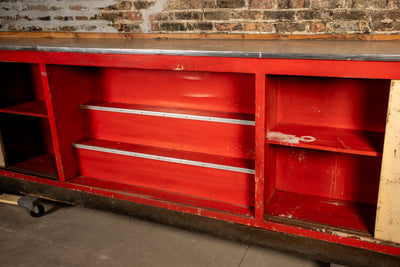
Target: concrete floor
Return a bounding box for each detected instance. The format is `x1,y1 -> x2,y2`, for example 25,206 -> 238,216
0,200 -> 345,267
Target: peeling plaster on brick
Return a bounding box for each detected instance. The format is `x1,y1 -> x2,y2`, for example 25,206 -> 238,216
0,0 -> 119,32
1,0 -> 400,34
141,0 -> 169,33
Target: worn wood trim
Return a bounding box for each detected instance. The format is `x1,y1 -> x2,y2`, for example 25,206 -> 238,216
0,193 -> 20,205
375,80 -> 400,244
0,130 -> 6,168
1,32 -> 400,41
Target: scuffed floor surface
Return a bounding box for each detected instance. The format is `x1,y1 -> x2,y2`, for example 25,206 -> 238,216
0,199 -> 345,267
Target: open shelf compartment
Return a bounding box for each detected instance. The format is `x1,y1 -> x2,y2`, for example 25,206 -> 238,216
266,75 -> 390,156
0,62 -> 56,179
47,65 -> 256,215
0,62 -> 48,118
264,75 -> 390,234
266,190 -> 377,234
0,114 -> 57,179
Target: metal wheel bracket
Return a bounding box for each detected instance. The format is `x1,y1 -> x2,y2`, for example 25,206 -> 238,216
17,195 -> 40,211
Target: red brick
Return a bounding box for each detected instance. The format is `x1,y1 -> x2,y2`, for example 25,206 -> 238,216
105,1 -> 133,11
232,11 -> 264,20
159,22 -> 186,31
75,16 -> 89,21
327,21 -> 361,33
118,1 -> 133,10
134,1 -> 155,9
118,23 -> 141,32
204,11 -> 231,20
59,26 -> 77,32
372,21 -> 394,31
311,0 -> 346,8
101,12 -> 118,22
275,22 -> 306,33
352,0 -> 387,9
54,16 -> 73,21
121,11 -> 142,20
217,0 -> 246,8
332,10 -> 369,20
187,22 -> 214,31
175,11 -> 201,20
278,0 -> 311,9
244,22 -> 275,32
265,11 -> 295,21
249,0 -> 274,9
372,10 -> 400,21
49,6 -> 63,11
310,22 -> 325,32
24,26 -> 43,31
215,23 -> 244,31
153,0 -> 216,10
164,0 -> 187,10
30,5 -> 48,11
296,10 -> 331,20
38,16 -> 51,21
149,12 -> 174,21
70,5 -> 83,11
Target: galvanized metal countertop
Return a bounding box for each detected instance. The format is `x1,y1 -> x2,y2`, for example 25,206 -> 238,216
1,37 -> 400,61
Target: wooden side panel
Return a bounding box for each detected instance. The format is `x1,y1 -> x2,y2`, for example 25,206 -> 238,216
375,80 -> 400,243
0,129 -> 5,167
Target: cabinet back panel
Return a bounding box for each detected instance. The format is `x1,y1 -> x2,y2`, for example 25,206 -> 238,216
0,115 -> 53,164
95,68 -> 255,115
276,76 -> 390,131
275,146 -> 381,205
83,109 -> 255,160
75,148 -> 254,207
0,63 -> 44,104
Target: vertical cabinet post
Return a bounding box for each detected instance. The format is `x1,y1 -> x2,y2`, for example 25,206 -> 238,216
255,73 -> 266,223
0,129 -> 5,167
375,80 -> 400,243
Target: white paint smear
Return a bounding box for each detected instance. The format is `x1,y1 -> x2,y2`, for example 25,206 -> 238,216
321,201 -> 343,207
267,131 -> 316,144
141,0 -> 168,33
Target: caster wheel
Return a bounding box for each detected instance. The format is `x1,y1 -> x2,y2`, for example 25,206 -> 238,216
30,204 -> 45,217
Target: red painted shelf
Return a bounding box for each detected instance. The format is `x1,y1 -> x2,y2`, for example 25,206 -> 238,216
73,138 -> 255,208
265,190 -> 376,233
6,153 -> 58,179
266,123 -> 384,157
0,100 -> 48,118
74,138 -> 255,170
81,101 -> 255,123
69,175 -> 254,217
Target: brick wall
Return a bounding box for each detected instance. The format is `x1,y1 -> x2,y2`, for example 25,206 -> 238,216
0,0 -> 399,34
